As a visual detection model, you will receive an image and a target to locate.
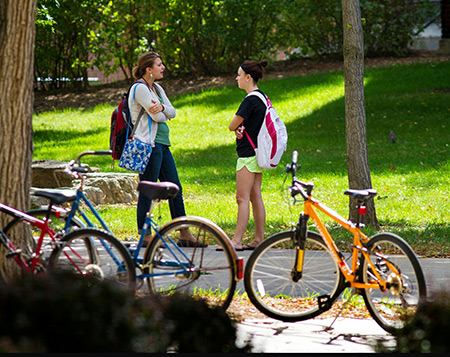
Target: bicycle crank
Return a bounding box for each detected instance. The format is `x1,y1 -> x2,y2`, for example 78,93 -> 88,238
386,272 -> 402,295
85,264 -> 105,280
175,267 -> 200,280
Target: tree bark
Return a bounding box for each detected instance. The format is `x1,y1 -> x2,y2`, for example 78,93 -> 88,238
442,0 -> 450,39
342,0 -> 378,227
0,0 -> 37,275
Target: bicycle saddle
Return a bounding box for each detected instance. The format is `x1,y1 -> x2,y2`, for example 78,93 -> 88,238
33,189 -> 77,204
344,189 -> 377,201
138,181 -> 180,201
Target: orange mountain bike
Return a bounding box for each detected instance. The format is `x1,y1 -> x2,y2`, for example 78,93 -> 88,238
244,151 -> 427,334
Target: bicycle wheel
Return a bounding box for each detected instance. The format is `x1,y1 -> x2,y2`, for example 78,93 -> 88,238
142,216 -> 237,310
359,233 -> 427,334
244,230 -> 344,322
48,228 -> 136,293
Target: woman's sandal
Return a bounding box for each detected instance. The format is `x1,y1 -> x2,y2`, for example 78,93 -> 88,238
242,243 -> 256,250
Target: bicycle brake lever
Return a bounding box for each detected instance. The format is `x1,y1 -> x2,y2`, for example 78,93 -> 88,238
65,160 -> 77,176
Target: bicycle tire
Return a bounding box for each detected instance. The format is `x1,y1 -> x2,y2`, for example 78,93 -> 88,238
359,232 -> 427,334
142,216 -> 237,310
0,229 -> 20,284
244,230 -> 344,322
48,227 -> 136,293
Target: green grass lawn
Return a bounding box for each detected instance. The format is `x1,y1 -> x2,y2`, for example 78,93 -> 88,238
32,60 -> 450,257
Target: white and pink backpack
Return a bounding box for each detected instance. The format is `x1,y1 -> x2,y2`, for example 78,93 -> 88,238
245,91 -> 288,169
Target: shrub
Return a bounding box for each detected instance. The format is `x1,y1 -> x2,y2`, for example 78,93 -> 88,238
376,290 -> 450,353
161,293 -> 251,353
0,272 -> 250,353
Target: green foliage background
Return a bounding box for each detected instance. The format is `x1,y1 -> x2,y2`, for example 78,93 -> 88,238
35,0 -> 438,89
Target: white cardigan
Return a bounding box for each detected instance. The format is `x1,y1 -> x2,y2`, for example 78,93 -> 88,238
128,81 -> 176,145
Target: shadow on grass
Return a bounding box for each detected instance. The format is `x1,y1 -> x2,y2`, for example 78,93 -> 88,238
34,127 -> 105,143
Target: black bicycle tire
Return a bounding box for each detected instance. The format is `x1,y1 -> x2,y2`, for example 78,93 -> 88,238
143,218 -> 237,310
48,227 -> 136,293
244,230 -> 344,322
359,232 -> 427,334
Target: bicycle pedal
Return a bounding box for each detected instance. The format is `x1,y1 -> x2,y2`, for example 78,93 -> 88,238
317,294 -> 332,310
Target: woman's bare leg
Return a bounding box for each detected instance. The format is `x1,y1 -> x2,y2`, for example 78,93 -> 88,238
231,167 -> 256,249
248,172 -> 265,247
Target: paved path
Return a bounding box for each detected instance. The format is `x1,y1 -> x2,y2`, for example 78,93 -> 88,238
236,317 -> 394,353
234,255 -> 450,353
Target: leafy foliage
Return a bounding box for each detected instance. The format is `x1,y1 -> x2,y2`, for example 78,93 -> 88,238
279,0 -> 438,59
0,271 -> 250,353
35,0 -> 102,89
361,0 -> 438,56
34,0 -> 438,88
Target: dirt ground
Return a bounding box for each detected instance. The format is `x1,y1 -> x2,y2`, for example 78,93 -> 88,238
33,50 -> 448,114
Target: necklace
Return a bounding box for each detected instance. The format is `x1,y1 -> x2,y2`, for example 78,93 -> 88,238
141,77 -> 151,87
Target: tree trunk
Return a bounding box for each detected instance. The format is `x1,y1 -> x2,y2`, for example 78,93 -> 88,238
0,0 -> 37,276
442,0 -> 449,39
342,0 -> 378,228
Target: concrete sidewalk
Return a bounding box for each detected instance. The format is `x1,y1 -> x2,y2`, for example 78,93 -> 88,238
236,317 -> 394,353
234,256 -> 450,353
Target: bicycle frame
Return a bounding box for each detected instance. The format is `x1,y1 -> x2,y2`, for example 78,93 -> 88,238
138,217 -> 196,278
1,201 -> 112,277
300,196 -> 393,292
58,190 -> 130,272
0,202 -> 60,272
61,191 -> 204,278
64,190 -> 106,231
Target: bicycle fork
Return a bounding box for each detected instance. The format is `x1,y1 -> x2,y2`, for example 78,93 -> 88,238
291,212 -> 308,282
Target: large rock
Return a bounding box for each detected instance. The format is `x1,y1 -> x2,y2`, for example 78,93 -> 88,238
80,172 -> 139,204
32,159 -> 88,188
31,160 -> 139,207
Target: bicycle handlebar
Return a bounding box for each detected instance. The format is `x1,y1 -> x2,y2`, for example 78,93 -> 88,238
76,150 -> 112,166
285,150 -> 314,200
67,150 -> 112,174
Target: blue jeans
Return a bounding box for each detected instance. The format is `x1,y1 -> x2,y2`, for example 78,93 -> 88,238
137,143 -> 186,232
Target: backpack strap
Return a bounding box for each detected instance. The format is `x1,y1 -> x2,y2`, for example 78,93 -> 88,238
152,82 -> 165,104
244,131 -> 256,150
246,90 -> 268,106
126,82 -> 150,140
243,90 -> 268,150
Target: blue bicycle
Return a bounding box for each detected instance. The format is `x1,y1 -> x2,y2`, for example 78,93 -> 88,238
24,151 -> 242,309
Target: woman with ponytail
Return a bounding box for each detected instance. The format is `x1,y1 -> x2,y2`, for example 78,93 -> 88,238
227,59 -> 268,251
129,52 -> 206,247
